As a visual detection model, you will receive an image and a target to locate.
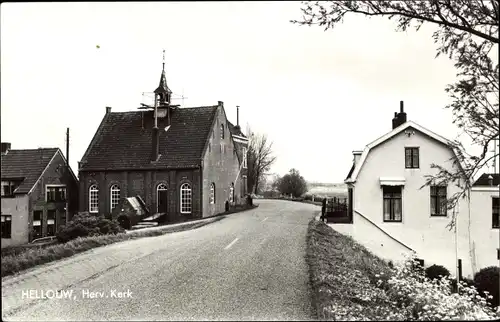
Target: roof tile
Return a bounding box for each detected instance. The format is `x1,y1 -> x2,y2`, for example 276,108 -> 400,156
1,148 -> 59,194
80,106 -> 218,171
473,173 -> 500,186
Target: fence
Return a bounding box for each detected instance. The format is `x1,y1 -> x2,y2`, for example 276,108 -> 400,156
324,197 -> 351,223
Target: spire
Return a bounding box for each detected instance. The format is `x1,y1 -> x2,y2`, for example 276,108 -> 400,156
154,49 -> 172,105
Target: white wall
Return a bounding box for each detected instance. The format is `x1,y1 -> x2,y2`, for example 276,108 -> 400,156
469,187 -> 500,274
332,212 -> 414,265
1,195 -> 30,248
347,128 -> 481,278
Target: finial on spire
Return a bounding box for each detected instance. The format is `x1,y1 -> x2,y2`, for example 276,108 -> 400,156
162,49 -> 165,72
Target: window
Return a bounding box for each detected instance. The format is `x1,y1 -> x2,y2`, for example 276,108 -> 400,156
210,183 -> 215,204
89,185 -> 99,213
1,215 -> 12,239
47,210 -> 56,236
110,184 -> 121,212
430,186 -> 447,216
383,186 -> 402,222
229,183 -> 234,203
405,147 -> 419,169
180,183 -> 192,214
242,147 -> 247,168
33,211 -> 42,239
1,180 -> 18,198
242,175 -> 247,196
493,197 -> 499,229
220,123 -> 225,140
46,186 -> 66,202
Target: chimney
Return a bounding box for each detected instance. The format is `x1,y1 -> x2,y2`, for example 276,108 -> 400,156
392,100 -> 408,129
1,142 -> 11,155
106,106 -> 112,114
237,106 -> 240,127
218,101 -> 223,108
399,100 -> 407,123
392,113 -> 399,129
488,175 -> 494,186
353,150 -> 362,165
151,127 -> 159,161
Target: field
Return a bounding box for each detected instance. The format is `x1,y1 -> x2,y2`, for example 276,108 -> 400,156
306,182 -> 348,198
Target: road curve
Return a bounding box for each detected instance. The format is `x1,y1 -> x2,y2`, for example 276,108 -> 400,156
2,199 -> 320,321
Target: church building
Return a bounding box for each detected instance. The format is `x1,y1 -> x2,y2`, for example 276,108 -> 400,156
77,56 -> 248,222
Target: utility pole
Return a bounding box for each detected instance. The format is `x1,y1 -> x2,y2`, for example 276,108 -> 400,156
65,128 -> 70,224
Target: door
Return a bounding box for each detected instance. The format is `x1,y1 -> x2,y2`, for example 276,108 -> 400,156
157,184 -> 168,214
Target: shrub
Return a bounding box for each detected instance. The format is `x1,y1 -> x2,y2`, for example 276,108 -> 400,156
474,266 -> 500,309
384,256 -> 498,320
461,277 -> 475,288
425,264 -> 451,281
56,212 -> 124,243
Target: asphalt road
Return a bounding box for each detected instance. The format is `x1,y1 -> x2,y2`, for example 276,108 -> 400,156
2,199 -> 319,321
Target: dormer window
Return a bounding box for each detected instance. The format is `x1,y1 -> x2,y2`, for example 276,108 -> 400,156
1,180 -> 20,198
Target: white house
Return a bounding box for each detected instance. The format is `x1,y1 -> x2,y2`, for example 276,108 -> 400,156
335,101 -> 499,278
469,173 -> 499,274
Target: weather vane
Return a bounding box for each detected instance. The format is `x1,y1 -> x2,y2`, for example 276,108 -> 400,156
162,49 -> 165,71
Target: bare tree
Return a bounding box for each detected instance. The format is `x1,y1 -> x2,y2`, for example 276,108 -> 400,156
292,0 -> 499,228
246,126 -> 277,195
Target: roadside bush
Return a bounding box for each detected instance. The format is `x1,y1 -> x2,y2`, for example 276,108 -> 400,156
425,264 -> 451,281
304,194 -> 313,201
461,277 -> 475,288
474,266 -> 500,309
57,212 -> 124,243
384,257 -> 498,320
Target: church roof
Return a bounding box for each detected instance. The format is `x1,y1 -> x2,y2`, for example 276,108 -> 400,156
79,105 -> 219,171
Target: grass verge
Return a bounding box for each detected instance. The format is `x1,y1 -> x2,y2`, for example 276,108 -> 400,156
306,219 -> 395,320
1,216 -> 224,278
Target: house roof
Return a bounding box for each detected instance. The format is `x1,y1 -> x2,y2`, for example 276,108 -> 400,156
345,121 -> 464,183
79,105 -> 219,171
1,148 -> 59,194
344,164 -> 355,182
473,173 -> 500,186
228,121 -> 246,138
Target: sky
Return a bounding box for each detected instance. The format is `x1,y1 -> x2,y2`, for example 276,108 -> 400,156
1,2 -> 497,183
